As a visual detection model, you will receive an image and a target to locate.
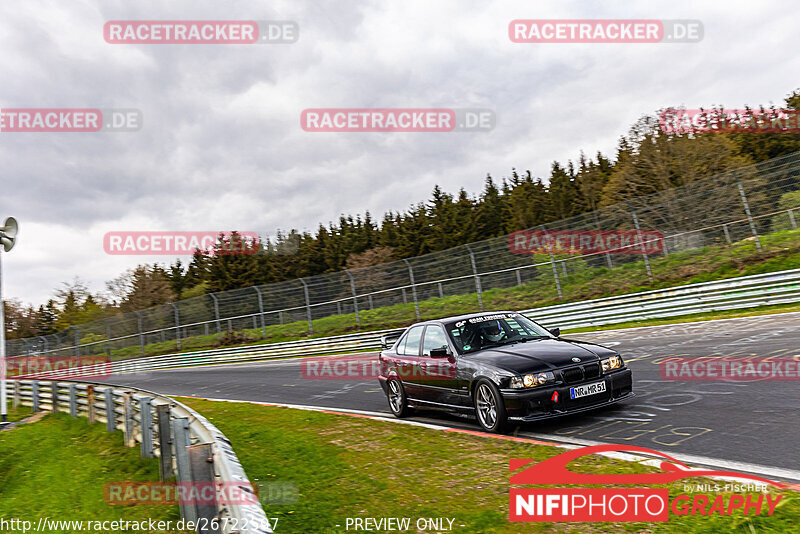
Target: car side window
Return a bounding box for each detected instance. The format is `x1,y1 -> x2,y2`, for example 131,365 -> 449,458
422,325 -> 449,356
400,326 -> 424,356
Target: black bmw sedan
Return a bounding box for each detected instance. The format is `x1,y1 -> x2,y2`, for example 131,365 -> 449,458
377,311 -> 633,433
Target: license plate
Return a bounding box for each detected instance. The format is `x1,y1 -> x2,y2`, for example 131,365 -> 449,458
570,381 -> 606,399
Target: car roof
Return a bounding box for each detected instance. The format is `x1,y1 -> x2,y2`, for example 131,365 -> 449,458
412,310 -> 519,326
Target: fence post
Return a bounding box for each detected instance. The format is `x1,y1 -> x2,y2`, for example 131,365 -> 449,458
299,278 -> 313,332
187,443 -> 218,533
737,181 -> 762,251
464,244 -> 484,311
169,303 -> 181,351
345,270 -> 361,328
134,311 -> 145,357
156,404 -> 174,480
629,206 -> 654,282
209,294 -> 222,335
32,381 -> 39,412
68,383 -> 77,417
402,259 -> 421,321
253,287 -> 267,338
140,397 -> 153,458
172,417 -> 197,523
104,319 -> 112,357
73,326 -> 80,357
722,224 -> 732,244
540,228 -> 563,299
438,282 -> 444,297
87,385 -> 96,424
105,388 -> 115,431
51,382 -> 59,413
788,209 -> 797,230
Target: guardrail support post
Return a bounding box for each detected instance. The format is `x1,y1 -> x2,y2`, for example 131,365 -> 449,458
12,380 -> 20,409
789,209 -> 797,231
401,259 -> 421,321
299,278 -> 313,332
51,382 -> 59,413
172,417 -> 197,523
32,381 -> 39,412
68,384 -> 77,417
156,404 -> 174,480
464,245 -> 484,311
123,393 -> 134,447
737,181 -> 762,251
188,443 -> 218,533
87,385 -> 96,423
140,397 -> 153,458
345,270 -> 361,328
105,388 -> 115,431
629,206 -> 653,282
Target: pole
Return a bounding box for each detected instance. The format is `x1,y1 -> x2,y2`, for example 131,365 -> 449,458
169,302 -> 181,350
464,244 -> 484,311
299,278 -> 313,332
345,270 -> 361,328
253,287 -> 267,338
0,251 -> 6,424
401,259 -> 420,321
629,206 -> 653,282
737,181 -> 762,251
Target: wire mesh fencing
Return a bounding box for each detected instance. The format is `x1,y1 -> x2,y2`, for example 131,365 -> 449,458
8,150 -> 800,360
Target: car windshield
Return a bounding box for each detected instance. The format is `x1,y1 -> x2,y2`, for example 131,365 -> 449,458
444,313 -> 553,353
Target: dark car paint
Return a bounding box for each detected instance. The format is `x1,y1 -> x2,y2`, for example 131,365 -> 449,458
377,312 -> 634,422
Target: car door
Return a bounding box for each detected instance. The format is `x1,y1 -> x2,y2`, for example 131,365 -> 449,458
418,324 -> 460,404
396,325 -> 425,399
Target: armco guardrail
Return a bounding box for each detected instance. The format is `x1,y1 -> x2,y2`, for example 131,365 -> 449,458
9,380 -> 272,534
524,268 -> 800,330
12,268 -> 800,379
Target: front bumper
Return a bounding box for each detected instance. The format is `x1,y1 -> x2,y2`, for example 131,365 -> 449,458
501,368 -> 633,422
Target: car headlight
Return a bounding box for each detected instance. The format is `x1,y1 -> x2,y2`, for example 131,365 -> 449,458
510,372 -> 555,388
601,355 -> 623,372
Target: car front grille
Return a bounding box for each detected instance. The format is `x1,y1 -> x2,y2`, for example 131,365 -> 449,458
561,367 -> 583,384
561,362 -> 600,384
583,363 -> 600,379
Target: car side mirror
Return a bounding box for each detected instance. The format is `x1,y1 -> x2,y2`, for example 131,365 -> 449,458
429,347 -> 451,358
549,327 -> 561,337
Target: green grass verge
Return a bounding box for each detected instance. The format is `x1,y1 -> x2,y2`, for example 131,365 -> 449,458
0,412 -> 183,532
76,228 -> 800,361
180,397 -> 800,534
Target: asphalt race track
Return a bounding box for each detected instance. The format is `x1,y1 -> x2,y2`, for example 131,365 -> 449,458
112,313 -> 800,477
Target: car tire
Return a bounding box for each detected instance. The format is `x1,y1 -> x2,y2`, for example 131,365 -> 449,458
386,379 -> 413,418
473,379 -> 508,433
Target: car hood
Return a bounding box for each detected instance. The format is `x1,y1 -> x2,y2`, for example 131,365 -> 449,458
461,339 -> 618,374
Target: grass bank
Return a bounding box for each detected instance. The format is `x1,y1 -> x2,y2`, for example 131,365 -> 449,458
180,397 -> 800,534
0,412 -> 183,532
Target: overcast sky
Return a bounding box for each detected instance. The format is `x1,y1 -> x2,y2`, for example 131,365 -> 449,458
1,0 -> 798,306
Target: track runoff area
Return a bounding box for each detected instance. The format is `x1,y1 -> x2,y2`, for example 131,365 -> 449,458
112,312 -> 800,485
